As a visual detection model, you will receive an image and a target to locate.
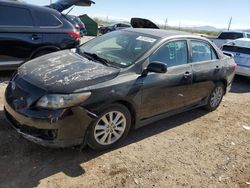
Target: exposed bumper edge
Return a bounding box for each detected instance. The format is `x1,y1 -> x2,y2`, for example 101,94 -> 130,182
4,96 -> 94,148
13,121 -> 83,148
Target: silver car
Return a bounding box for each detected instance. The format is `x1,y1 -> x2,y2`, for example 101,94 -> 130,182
222,38 -> 250,77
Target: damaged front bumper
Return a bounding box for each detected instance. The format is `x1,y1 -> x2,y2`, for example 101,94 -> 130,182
4,97 -> 94,148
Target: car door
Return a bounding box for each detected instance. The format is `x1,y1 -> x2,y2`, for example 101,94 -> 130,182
140,40 -> 193,119
188,40 -> 222,105
0,4 -> 36,68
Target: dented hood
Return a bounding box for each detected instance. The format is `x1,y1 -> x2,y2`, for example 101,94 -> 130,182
48,0 -> 95,12
18,50 -> 120,93
131,18 -> 159,29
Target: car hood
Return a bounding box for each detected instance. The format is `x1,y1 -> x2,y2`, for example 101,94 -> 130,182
130,18 -> 159,29
18,50 -> 120,93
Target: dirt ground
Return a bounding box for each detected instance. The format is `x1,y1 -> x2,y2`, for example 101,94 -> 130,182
0,75 -> 249,188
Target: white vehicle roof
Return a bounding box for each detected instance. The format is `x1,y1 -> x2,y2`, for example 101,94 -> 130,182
235,38 -> 250,42
233,38 -> 250,48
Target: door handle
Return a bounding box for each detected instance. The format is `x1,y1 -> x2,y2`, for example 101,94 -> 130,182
31,34 -> 41,41
183,72 -> 192,79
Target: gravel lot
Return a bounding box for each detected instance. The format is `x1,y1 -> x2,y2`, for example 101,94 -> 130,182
0,71 -> 250,188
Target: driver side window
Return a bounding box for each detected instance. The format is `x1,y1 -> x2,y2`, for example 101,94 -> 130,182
149,40 -> 188,67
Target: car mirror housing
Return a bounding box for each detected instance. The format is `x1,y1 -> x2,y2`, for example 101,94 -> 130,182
146,61 -> 168,74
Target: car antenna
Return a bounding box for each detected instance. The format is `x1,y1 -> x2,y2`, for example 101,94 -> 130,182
65,6 -> 75,15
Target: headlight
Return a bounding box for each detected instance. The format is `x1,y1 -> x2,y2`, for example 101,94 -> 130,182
36,92 -> 91,109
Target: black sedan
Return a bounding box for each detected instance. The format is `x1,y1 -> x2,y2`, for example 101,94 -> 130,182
4,29 -> 236,150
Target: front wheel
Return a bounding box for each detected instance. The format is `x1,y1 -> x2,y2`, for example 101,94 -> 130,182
87,104 -> 131,151
204,82 -> 225,111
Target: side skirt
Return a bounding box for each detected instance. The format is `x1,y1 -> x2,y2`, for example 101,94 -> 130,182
136,101 -> 206,129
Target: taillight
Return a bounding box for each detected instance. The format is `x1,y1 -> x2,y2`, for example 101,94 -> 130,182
233,63 -> 237,70
68,31 -> 81,40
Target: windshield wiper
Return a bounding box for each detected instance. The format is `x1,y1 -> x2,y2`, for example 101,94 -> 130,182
82,51 -> 110,66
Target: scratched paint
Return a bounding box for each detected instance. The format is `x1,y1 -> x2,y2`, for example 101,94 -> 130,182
18,50 -> 120,93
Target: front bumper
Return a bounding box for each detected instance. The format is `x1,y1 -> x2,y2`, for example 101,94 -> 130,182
4,96 -> 93,148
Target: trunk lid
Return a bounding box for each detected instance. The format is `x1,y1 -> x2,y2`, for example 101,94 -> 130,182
47,0 -> 95,12
130,18 -> 159,29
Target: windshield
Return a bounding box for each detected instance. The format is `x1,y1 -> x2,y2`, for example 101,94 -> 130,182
234,40 -> 250,48
80,30 -> 159,67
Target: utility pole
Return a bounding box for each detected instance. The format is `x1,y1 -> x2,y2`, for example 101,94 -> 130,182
228,17 -> 232,31
164,18 -> 168,30
50,0 -> 52,5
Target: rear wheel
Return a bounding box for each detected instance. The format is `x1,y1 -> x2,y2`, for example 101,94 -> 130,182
204,82 -> 225,111
87,104 -> 131,151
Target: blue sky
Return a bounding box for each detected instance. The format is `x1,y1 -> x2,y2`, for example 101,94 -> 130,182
29,0 -> 250,29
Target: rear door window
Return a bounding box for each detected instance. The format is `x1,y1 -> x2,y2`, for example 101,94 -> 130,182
191,41 -> 218,63
0,5 -> 33,26
150,40 -> 188,67
34,11 -> 62,27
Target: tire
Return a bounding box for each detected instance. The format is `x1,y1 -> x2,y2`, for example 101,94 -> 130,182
32,50 -> 54,59
87,103 -> 131,151
204,82 -> 225,111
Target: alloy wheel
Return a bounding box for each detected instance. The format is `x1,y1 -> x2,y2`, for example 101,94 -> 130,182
94,111 -> 127,145
210,86 -> 223,108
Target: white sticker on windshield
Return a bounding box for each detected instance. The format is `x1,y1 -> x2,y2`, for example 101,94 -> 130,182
136,36 -> 156,43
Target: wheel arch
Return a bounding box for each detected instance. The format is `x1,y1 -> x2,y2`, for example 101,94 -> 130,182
218,79 -> 228,95
29,45 -> 61,59
113,100 -> 137,129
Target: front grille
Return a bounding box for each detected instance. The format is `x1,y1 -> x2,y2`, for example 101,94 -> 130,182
5,109 -> 57,141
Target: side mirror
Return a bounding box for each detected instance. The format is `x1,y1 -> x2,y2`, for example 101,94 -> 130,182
146,61 -> 167,73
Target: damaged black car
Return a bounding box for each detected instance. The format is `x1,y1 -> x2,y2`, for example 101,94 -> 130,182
4,28 -> 236,150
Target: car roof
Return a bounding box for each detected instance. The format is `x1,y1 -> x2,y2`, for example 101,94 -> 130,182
67,15 -> 77,18
235,38 -> 250,42
220,30 -> 250,34
0,0 -> 60,15
124,28 -> 196,38
115,23 -> 131,25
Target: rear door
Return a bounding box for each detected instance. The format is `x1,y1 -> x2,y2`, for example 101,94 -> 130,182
141,40 -> 193,119
0,4 -> 35,69
33,11 -> 75,49
188,40 -> 222,104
